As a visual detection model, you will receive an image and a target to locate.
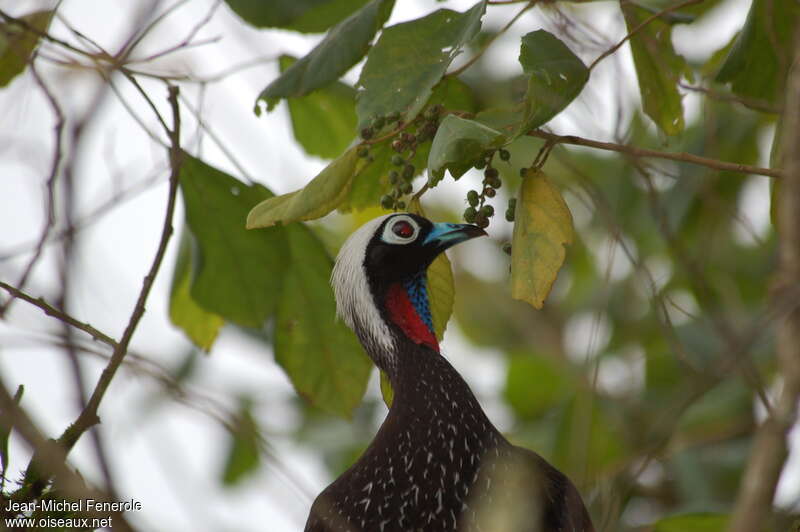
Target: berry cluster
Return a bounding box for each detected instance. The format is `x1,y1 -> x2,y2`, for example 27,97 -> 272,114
462,148 -> 510,229
373,104 -> 443,211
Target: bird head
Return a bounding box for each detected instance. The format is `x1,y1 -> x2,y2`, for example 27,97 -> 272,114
331,213 -> 485,371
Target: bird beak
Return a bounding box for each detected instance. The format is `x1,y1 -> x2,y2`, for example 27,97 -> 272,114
422,222 -> 487,250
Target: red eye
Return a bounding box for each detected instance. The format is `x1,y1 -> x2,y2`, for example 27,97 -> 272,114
392,220 -> 415,238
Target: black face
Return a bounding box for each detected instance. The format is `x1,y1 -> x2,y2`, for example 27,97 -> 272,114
364,213 -> 485,287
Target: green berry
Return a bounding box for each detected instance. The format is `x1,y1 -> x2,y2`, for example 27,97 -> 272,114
508,198 -> 517,209
467,190 -> 479,207
396,200 -> 406,210
475,212 -> 489,229
388,170 -> 400,184
519,167 -> 528,177
485,167 -> 499,179
474,159 -> 487,170
499,149 -> 510,161
505,208 -> 515,222
486,175 -> 502,189
502,242 -> 512,255
371,115 -> 386,130
402,164 -> 415,180
481,204 -> 495,217
401,182 -> 413,194
380,194 -> 394,210
361,127 -> 374,140
391,155 -> 405,166
357,146 -> 369,158
464,206 -> 477,223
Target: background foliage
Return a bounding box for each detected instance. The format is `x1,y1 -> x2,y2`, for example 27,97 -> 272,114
0,0 -> 799,531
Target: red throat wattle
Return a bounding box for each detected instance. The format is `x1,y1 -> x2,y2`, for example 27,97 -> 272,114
384,283 -> 439,352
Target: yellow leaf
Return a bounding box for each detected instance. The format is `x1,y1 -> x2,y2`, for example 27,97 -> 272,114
246,147 -> 359,228
511,170 -> 573,309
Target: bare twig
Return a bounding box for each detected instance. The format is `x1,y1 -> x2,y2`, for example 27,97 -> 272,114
448,1 -> 537,78
527,129 -> 783,178
728,33 -> 800,532
57,86 -> 182,453
588,0 -> 705,71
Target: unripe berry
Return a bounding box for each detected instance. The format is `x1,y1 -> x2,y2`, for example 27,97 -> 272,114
486,175 -> 502,189
475,212 -> 489,229
402,164 -> 415,180
361,127 -> 374,140
498,149 -> 510,161
388,170 -> 400,184
485,167 -> 499,179
391,155 -> 405,166
467,190 -> 479,206
371,115 -> 386,130
463,207 -> 477,223
396,200 -> 406,210
480,204 -> 495,217
502,242 -> 512,255
400,182 -> 413,194
380,194 -> 394,210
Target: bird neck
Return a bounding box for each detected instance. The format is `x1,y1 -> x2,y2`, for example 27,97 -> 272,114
382,270 -> 439,354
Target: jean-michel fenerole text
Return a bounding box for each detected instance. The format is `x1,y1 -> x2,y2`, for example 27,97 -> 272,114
4,498 -> 142,513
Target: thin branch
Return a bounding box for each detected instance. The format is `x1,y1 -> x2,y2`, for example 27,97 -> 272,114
0,382 -> 136,531
527,129 -> 783,178
0,53 -> 64,317
57,86 -> 182,453
448,0 -> 536,78
588,0 -> 705,71
0,281 -> 119,348
728,33 -> 800,532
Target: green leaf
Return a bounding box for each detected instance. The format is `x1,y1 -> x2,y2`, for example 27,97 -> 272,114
0,10 -> 53,87
652,513 -> 728,532
516,30 -> 589,135
280,55 -> 357,159
257,0 -> 395,110
222,397 -> 261,485
380,370 -> 393,408
247,147 -> 360,228
511,169 -> 574,309
0,385 -> 23,485
622,3 -> 689,135
715,0 -> 799,108
168,230 -> 225,350
504,353 -> 569,419
356,1 -> 486,129
274,224 -> 372,417
180,155 -> 289,327
428,115 -> 506,183
426,76 -> 478,114
408,198 -> 454,339
223,0 -> 370,33
343,142 -> 393,211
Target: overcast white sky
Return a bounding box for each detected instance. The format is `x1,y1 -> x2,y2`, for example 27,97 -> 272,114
0,0 -> 795,530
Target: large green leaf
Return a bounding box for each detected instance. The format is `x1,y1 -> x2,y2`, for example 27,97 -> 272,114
652,513 -> 728,532
223,0 -> 369,33
715,0 -> 799,108
622,3 -> 690,135
427,115 -> 506,183
0,10 -> 52,87
168,230 -> 225,350
180,155 -> 289,327
247,147 -> 360,228
355,1 -> 486,129
280,55 -> 357,159
511,170 -> 574,309
257,0 -> 395,110
344,78 -> 477,211
275,224 -> 372,417
516,30 -> 589,135
221,397 -> 261,485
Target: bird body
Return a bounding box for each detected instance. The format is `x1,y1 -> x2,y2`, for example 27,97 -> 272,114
306,214 -> 594,532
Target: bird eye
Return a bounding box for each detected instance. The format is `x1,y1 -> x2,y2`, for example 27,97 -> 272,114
392,221 -> 414,239
381,215 -> 420,245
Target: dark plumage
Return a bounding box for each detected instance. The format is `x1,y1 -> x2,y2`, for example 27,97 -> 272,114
306,214 -> 594,532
